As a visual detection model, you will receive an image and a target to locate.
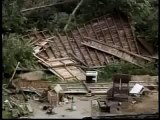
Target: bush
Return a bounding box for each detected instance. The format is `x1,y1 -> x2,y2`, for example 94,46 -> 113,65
3,34 -> 36,75
98,62 -> 158,82
2,0 -> 27,34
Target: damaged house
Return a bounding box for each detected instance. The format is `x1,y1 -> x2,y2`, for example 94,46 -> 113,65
22,13 -> 155,82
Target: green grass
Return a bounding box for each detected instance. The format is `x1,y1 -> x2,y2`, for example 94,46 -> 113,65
2,110 -> 12,119
42,72 -> 60,83
98,62 -> 158,82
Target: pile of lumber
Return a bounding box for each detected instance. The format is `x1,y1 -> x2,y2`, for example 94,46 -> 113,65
22,14 -> 155,81
3,96 -> 33,118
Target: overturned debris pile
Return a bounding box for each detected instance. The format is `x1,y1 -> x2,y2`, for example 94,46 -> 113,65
22,14 -> 155,81
3,94 -> 33,118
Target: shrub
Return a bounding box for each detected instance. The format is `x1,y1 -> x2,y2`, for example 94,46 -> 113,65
3,34 -> 36,75
98,62 -> 157,82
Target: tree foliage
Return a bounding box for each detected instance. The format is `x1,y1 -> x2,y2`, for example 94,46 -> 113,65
3,34 -> 36,75
2,0 -> 27,33
98,62 -> 158,82
75,0 -> 158,49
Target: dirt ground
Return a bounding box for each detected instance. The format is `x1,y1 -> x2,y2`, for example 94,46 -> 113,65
121,92 -> 158,114
27,92 -> 158,118
28,95 -> 91,119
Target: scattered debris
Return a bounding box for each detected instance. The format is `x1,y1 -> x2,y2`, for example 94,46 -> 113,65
26,104 -> 33,113
30,87 -> 42,97
111,74 -> 131,101
63,97 -> 69,104
13,79 -> 51,91
131,101 -> 137,104
129,83 -> 144,96
22,14 -> 154,81
7,62 -> 20,88
3,87 -> 12,94
47,90 -> 59,107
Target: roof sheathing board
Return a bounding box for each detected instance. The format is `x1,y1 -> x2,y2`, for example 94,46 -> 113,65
23,14 -> 152,81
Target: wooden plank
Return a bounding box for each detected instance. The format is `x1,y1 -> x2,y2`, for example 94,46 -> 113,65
60,61 -> 78,80
81,41 -> 141,67
7,62 -> 20,88
45,47 -> 55,58
51,67 -> 72,77
62,91 -> 88,94
49,62 -> 77,68
26,104 -> 33,113
69,53 -> 88,67
48,32 -> 63,58
137,37 -> 155,56
89,20 -> 104,66
65,32 -> 76,55
48,68 -> 65,81
83,81 -> 91,92
48,43 -> 57,58
35,44 -> 52,55
83,24 -> 105,65
57,33 -> 69,55
118,14 -> 132,52
3,87 -> 12,94
36,53 -> 49,61
48,57 -> 71,62
77,26 -> 95,65
33,54 -> 65,80
30,86 -> 42,97
103,16 -> 116,45
127,18 -> 140,54
71,31 -> 88,65
94,50 -> 103,65
84,37 -> 152,62
96,18 -> 108,43
91,18 -> 110,64
110,17 -> 124,48
89,86 -> 110,89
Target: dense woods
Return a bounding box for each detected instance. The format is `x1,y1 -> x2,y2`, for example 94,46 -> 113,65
2,0 -> 158,77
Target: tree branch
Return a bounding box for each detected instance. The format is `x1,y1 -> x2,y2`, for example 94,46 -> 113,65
21,0 -> 77,13
64,0 -> 84,31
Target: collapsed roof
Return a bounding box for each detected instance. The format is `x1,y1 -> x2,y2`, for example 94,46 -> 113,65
22,14 -> 155,81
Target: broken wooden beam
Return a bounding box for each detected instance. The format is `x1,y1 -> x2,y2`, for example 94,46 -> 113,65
48,57 -> 71,62
30,87 -> 42,97
137,37 -> 155,56
64,0 -> 84,31
26,103 -> 33,113
7,62 -> 20,88
81,41 -> 140,67
3,87 -> 12,94
16,68 -> 49,71
21,0 -> 76,12
84,37 -> 152,62
76,65 -> 106,69
49,62 -> 77,68
69,53 -> 88,67
4,100 -> 13,109
82,38 -> 152,67
82,81 -> 91,93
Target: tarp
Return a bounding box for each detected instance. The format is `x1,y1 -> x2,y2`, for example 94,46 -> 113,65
129,83 -> 144,94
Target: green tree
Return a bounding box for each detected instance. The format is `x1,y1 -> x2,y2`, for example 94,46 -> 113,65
2,0 -> 27,33
75,0 -> 158,49
3,34 -> 36,75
